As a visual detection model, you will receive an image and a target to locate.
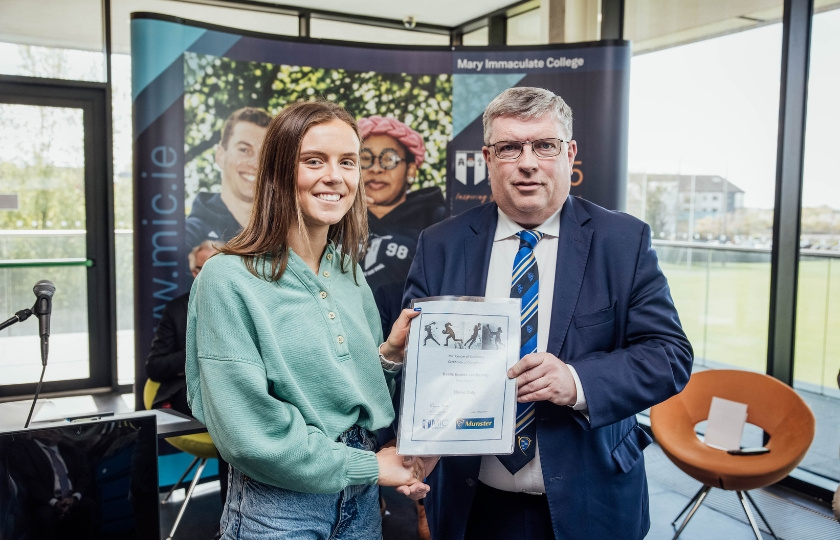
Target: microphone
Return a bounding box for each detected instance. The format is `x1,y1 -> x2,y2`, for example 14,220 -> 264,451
32,280 -> 55,366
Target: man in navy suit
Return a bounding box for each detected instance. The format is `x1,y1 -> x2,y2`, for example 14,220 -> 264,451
403,87 -> 693,539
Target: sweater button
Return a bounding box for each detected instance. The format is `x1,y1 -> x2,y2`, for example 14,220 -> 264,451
326,253 -> 332,260
466,478 -> 475,488
320,291 -> 327,299
337,336 -> 345,344
323,270 -> 330,278
328,312 -> 336,319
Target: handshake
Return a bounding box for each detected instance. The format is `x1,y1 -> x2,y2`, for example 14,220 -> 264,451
375,446 -> 440,500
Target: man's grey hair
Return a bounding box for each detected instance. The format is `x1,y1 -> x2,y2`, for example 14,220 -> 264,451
483,87 -> 573,144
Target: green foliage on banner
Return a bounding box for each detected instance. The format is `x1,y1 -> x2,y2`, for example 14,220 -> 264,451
184,53 -> 453,205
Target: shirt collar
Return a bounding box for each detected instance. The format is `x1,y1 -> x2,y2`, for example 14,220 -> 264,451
494,207 -> 561,241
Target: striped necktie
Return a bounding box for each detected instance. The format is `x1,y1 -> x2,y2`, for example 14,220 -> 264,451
44,445 -> 72,498
498,229 -> 543,474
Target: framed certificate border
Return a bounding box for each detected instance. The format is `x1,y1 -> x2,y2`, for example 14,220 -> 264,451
396,296 -> 519,456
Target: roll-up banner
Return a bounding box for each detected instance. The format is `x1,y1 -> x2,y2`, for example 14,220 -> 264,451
131,12 -> 630,395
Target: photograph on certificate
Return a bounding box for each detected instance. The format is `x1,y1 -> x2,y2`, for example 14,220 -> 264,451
397,297 -> 519,456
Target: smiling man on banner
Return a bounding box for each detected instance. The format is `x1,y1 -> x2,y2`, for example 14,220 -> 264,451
185,107 -> 272,253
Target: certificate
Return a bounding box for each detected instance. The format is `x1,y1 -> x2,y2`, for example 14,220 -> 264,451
396,296 -> 520,456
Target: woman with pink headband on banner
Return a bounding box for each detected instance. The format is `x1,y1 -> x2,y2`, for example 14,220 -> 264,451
357,115 -> 447,333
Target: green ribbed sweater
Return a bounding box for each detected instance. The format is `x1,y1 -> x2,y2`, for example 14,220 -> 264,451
185,245 -> 396,494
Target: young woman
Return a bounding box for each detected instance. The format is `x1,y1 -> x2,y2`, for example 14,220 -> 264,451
186,100 -> 428,539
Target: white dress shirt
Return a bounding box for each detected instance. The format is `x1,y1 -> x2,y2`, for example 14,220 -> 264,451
477,207 -> 588,494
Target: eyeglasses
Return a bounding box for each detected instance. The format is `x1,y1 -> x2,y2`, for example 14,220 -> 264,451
360,148 -> 407,170
487,138 -> 569,160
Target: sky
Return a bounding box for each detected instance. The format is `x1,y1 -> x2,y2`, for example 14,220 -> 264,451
629,9 -> 840,210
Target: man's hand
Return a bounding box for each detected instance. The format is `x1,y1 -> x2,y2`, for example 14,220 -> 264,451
394,455 -> 439,500
55,496 -> 77,519
508,352 -> 577,406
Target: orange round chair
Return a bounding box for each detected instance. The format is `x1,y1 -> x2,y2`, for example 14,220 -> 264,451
650,369 -> 815,539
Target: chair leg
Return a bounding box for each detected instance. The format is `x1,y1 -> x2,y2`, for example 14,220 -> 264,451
743,491 -> 778,539
738,490 -> 778,540
736,490 -> 763,540
672,485 -> 711,540
166,457 -> 209,540
671,485 -> 707,526
162,455 -> 200,504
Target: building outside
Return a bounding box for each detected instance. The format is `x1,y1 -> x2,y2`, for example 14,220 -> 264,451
629,173 -> 745,242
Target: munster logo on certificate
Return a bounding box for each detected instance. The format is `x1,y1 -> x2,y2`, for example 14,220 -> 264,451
396,296 -> 520,456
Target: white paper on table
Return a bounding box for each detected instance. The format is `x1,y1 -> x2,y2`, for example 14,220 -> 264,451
704,396 -> 748,451
396,296 -> 520,456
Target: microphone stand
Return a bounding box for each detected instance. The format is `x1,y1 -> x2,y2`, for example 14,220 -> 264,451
0,308 -> 32,331
0,308 -> 47,428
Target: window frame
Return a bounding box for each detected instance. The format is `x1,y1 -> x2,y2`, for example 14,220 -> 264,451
0,75 -> 117,399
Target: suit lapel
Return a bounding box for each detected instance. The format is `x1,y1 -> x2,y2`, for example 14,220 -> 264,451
547,197 -> 592,355
462,204 -> 498,297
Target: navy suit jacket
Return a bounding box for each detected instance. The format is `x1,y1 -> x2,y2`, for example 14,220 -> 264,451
145,292 -> 191,416
403,197 -> 693,540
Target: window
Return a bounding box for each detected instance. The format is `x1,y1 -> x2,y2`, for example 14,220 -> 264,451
310,19 -> 449,45
0,79 -> 114,397
794,6 -> 840,482
627,0 -> 840,488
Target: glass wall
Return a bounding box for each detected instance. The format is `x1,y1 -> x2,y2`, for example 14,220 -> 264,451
794,7 -> 840,482
655,245 -> 772,373
0,0 -> 104,81
310,20 -> 450,45
626,0 -> 840,486
462,27 -> 489,46
626,12 -> 782,371
796,7 -> 840,395
506,9 -> 542,46
110,0 -> 300,54
0,104 -> 89,383
0,77 -> 113,398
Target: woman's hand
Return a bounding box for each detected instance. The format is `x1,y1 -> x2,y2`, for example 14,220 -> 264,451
375,446 -> 427,489
380,308 -> 421,364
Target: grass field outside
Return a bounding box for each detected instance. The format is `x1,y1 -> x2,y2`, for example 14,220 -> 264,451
658,246 -> 840,394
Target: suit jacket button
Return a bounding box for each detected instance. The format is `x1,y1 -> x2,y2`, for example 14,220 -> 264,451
466,478 -> 475,487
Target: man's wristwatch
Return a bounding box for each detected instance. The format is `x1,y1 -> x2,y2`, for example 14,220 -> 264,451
379,343 -> 403,372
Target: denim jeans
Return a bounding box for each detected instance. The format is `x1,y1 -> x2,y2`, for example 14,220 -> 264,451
219,426 -> 382,540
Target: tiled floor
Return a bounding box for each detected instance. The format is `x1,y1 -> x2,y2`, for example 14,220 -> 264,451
160,442 -> 840,539
644,443 -> 840,540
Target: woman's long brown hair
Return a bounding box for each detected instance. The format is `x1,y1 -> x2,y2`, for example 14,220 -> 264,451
221,100 -> 367,283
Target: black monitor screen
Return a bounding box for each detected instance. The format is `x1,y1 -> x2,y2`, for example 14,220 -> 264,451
0,414 -> 159,540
